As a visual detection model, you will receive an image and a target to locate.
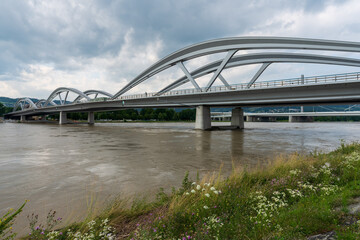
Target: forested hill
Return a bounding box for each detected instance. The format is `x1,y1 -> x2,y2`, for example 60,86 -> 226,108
0,97 -> 39,107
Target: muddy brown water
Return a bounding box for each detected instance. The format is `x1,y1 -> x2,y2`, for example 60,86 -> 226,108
0,121 -> 359,235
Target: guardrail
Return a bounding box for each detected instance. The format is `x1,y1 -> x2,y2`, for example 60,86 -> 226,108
115,71 -> 360,100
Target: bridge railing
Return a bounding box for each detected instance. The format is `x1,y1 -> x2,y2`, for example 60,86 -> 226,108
118,72 -> 360,100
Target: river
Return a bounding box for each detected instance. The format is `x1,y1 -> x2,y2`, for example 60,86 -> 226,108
0,121 -> 359,234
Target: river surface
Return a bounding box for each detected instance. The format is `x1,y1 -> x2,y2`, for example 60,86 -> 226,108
0,121 -> 359,234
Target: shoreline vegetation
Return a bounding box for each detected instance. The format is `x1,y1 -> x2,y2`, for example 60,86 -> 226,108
1,142 -> 360,239
2,102 -> 360,122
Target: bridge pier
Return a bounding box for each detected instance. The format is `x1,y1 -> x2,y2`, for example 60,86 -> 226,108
20,115 -> 26,122
231,107 -> 244,129
195,106 -> 211,130
289,116 -> 314,122
88,112 -> 95,124
59,111 -> 67,125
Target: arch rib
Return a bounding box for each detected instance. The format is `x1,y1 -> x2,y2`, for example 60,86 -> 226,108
156,52 -> 360,95
36,99 -> 56,108
44,87 -> 90,107
13,98 -> 37,112
73,90 -> 113,102
112,37 -> 360,99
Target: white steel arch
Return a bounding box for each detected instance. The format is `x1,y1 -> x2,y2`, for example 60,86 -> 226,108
156,52 -> 360,95
35,99 -> 56,108
44,87 -> 91,107
111,37 -> 360,99
73,90 -> 113,102
13,98 -> 37,112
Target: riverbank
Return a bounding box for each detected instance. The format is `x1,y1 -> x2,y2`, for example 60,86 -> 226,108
2,141 -> 360,239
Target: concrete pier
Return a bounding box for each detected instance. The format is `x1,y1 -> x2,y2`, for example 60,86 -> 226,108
195,106 -> 211,130
88,112 -> 95,124
20,115 -> 26,122
59,111 -> 67,125
289,116 -> 314,122
231,107 -> 244,129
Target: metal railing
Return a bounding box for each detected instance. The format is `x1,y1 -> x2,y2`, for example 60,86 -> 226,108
115,71 -> 360,100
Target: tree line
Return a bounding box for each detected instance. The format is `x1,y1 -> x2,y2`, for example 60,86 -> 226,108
65,108 -> 196,121
0,102 -> 12,116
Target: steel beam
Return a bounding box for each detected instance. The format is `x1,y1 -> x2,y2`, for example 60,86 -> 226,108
205,50 -> 237,91
176,62 -> 201,91
247,63 -> 271,88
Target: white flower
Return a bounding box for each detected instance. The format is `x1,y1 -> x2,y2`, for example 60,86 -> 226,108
203,205 -> 209,209
185,192 -> 190,195
324,162 -> 331,168
205,193 -> 210,197
191,189 -> 196,193
202,188 -> 206,191
214,190 -> 219,195
196,185 -> 201,190
210,187 -> 216,191
192,182 -> 196,185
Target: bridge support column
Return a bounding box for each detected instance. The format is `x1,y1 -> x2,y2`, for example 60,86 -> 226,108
59,111 -> 67,125
231,107 -> 244,129
20,115 -> 26,122
289,116 -> 314,122
195,106 -> 211,130
88,112 -> 95,125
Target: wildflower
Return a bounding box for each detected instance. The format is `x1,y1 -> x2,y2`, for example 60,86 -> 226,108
196,185 -> 201,190
289,169 -> 301,176
324,162 -> 331,168
214,190 -> 219,195
192,182 -> 196,185
205,193 -> 210,198
185,192 -> 190,195
191,189 -> 196,193
203,206 -> 209,209
210,187 -> 216,191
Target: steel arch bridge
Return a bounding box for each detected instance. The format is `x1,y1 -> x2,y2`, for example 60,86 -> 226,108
6,37 -> 360,129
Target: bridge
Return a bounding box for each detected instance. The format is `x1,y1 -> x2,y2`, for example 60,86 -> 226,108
5,37 -> 360,130
211,110 -> 360,122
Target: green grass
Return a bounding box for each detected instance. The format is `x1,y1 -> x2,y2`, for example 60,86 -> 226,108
14,142 -> 360,239
116,142 -> 360,239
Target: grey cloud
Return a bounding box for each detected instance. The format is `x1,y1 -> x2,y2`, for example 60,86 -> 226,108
0,0 -> 357,98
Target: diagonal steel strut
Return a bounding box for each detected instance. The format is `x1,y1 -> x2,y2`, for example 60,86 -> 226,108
205,49 -> 237,91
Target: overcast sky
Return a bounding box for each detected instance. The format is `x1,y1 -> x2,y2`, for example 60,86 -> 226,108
1,0 -> 360,99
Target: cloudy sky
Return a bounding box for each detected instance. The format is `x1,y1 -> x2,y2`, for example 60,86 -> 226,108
1,0 -> 360,99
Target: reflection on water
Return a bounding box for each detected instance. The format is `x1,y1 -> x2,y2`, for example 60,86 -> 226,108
0,121 -> 359,234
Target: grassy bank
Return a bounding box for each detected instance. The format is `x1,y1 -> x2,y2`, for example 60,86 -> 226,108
3,142 -> 360,239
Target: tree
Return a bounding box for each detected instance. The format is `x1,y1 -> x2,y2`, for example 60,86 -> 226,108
0,102 -> 12,117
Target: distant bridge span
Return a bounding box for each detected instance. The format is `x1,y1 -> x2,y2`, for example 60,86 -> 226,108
5,37 -> 360,129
